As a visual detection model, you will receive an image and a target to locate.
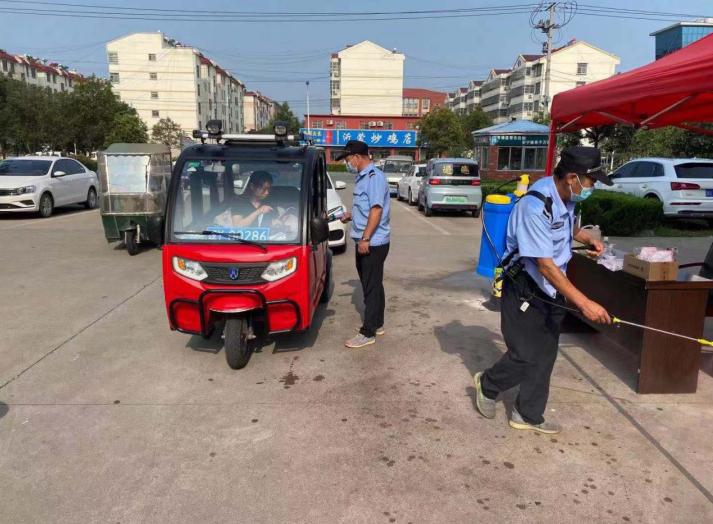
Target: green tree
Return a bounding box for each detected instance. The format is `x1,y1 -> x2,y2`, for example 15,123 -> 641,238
418,107 -> 465,157
260,102 -> 301,134
105,112 -> 148,145
459,108 -> 492,149
151,117 -> 183,150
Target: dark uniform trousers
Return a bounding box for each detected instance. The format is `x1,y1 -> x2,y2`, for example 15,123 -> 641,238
356,243 -> 390,338
481,270 -> 567,425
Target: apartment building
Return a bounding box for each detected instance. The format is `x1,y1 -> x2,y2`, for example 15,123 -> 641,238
106,32 -> 246,135
402,88 -> 447,117
479,69 -> 510,123
0,49 -> 83,92
651,19 -> 713,59
465,80 -> 483,113
243,91 -> 277,132
448,39 -> 620,124
330,41 -> 405,116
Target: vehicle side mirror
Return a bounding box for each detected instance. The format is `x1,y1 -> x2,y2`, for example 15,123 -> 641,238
335,181 -> 347,190
310,216 -> 329,245
53,171 -> 66,177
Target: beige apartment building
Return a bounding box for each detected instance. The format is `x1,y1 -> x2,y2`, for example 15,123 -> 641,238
449,39 -> 620,124
106,32 -> 246,135
330,41 -> 405,116
0,49 -> 83,93
243,91 -> 277,132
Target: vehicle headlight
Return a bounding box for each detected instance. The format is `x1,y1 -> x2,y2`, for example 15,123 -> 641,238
172,256 -> 208,281
261,257 -> 297,282
11,185 -> 36,195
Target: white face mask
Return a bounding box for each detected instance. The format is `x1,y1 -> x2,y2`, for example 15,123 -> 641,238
345,159 -> 358,174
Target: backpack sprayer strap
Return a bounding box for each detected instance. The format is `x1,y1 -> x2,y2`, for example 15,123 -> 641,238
496,190 -> 554,278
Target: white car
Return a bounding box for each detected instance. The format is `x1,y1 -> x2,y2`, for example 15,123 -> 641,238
605,157 -> 713,219
0,156 -> 98,218
382,155 -> 413,197
396,163 -> 426,205
327,172 -> 348,253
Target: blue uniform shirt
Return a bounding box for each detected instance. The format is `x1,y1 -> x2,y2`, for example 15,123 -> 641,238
504,176 -> 575,298
351,163 -> 391,246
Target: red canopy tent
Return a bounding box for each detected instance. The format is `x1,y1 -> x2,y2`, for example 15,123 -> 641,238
546,33 -> 713,174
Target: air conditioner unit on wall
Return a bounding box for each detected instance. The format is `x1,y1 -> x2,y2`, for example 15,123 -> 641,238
368,121 -> 376,126
327,120 -> 334,125
377,121 -> 384,127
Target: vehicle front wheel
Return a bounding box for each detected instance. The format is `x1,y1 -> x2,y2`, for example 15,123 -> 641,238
124,229 -> 139,256
38,193 -> 53,218
84,187 -> 97,209
224,317 -> 252,369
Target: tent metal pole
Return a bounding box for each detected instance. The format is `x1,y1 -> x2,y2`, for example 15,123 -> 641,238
557,115 -> 583,131
594,112 -> 635,126
545,123 -> 557,176
640,95 -> 695,127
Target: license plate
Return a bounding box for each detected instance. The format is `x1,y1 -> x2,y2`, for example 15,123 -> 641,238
444,196 -> 468,204
706,190 -> 713,197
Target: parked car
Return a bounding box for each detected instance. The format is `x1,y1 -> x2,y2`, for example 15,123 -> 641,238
0,156 -> 98,218
327,172 -> 348,253
605,157 -> 713,219
417,158 -> 482,217
396,163 -> 426,205
382,155 -> 413,197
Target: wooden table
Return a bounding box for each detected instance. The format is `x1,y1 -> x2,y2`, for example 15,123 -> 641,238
567,252 -> 713,394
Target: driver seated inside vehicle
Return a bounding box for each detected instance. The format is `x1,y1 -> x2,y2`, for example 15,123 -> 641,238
228,170 -> 276,228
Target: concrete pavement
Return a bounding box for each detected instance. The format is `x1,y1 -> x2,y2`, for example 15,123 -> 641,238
1,180 -> 712,523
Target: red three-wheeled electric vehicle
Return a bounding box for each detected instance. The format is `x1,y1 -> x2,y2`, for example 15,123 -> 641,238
162,121 -> 333,369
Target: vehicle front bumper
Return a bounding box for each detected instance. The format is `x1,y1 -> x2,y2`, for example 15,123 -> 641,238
328,220 -> 347,247
0,194 -> 39,212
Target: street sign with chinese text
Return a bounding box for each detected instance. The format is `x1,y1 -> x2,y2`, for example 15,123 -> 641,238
301,128 -> 418,148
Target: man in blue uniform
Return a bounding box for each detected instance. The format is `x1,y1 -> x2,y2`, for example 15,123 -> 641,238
474,146 -> 613,434
336,140 -> 391,349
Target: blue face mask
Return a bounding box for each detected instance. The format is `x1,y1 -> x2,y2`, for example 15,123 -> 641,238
345,160 -> 358,174
571,175 -> 594,202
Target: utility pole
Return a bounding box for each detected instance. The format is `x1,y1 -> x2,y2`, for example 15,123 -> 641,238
536,3 -> 559,113
306,80 -> 311,133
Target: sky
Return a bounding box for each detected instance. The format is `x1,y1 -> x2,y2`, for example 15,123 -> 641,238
1,0 -> 712,115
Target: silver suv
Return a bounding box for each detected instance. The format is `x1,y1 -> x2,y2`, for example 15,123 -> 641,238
417,158 -> 482,217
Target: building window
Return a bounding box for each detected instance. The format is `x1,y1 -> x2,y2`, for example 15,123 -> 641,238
149,91 -> 158,99
209,99 -> 212,111
534,82 -> 541,95
330,80 -> 340,96
149,72 -> 157,80
335,121 -> 346,129
2,60 -> 7,72
152,110 -> 159,118
422,98 -> 430,112
196,65 -> 200,79
576,81 -> 586,87
476,146 -> 489,168
526,67 -> 532,76
525,85 -> 535,94
109,72 -> 120,84
197,84 -> 201,96
577,63 -> 588,75
52,75 -> 56,84
312,120 -> 323,128
60,84 -> 65,92
533,63 -> 543,77
31,68 -> 36,79
330,61 -> 339,77
108,52 -> 118,65
198,103 -> 202,115
359,120 -> 370,129
524,102 -> 534,112
497,146 -> 546,171
384,122 -> 393,130
148,53 -> 157,61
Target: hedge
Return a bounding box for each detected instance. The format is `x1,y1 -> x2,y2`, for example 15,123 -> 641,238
327,163 -> 347,172
578,190 -> 663,236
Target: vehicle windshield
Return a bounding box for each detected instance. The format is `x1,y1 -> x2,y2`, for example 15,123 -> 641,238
434,162 -> 479,177
383,160 -> 412,174
0,159 -> 51,176
105,155 -> 150,193
674,163 -> 713,179
171,159 -> 304,244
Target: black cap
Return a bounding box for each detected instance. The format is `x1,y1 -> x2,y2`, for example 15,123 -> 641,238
558,146 -> 613,186
334,140 -> 369,161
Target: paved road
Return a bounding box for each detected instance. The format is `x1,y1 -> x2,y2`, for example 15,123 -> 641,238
1,178 -> 713,523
